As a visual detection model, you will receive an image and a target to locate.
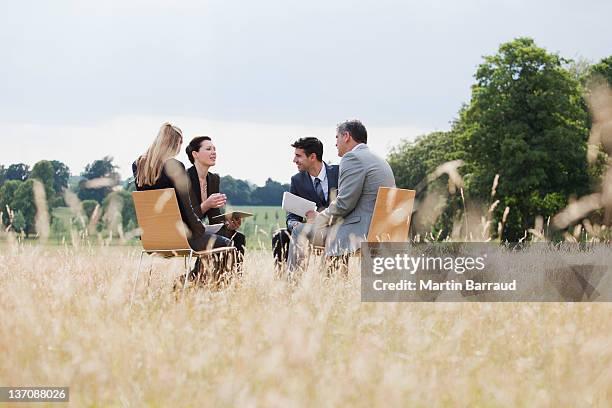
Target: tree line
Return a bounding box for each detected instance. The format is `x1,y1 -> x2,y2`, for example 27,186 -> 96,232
0,157 -> 291,239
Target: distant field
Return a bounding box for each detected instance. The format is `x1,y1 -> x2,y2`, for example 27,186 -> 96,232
230,205 -> 285,249
32,206 -> 285,249
52,206 -> 73,221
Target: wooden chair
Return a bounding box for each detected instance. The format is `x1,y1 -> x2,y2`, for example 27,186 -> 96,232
309,187 -> 416,270
131,188 -> 236,301
367,187 -> 416,243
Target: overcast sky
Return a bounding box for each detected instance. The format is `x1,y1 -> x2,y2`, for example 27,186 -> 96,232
1,0 -> 610,184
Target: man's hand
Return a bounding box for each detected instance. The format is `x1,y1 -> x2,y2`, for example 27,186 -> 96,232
288,220 -> 302,231
226,215 -> 242,231
201,193 -> 227,213
305,210 -> 319,224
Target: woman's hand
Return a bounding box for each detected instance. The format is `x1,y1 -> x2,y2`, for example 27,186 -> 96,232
201,193 -> 227,213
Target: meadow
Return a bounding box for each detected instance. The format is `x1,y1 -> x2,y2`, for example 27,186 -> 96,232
48,205 -> 285,249
0,240 -> 610,407
230,206 -> 285,249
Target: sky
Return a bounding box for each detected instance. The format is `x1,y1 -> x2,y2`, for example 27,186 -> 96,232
1,0 -> 611,185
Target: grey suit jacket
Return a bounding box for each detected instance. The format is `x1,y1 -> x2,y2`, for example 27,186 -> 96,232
317,144 -> 396,256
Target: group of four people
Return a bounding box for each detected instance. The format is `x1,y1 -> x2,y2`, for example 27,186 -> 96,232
132,119 -> 395,279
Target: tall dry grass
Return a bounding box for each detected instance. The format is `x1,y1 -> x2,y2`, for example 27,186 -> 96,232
0,242 -> 611,407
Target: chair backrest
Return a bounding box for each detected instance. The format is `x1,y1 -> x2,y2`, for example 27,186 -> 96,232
132,188 -> 191,251
367,187 -> 416,242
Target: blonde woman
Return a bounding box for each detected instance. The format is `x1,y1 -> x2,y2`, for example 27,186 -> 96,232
132,123 -> 231,254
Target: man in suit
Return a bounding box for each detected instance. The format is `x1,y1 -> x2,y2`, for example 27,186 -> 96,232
287,119 -> 395,272
272,137 -> 339,267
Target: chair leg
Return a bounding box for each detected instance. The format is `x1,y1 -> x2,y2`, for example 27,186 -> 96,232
182,250 -> 193,297
131,251 -> 145,306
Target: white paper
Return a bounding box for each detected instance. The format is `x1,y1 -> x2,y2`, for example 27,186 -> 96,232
282,192 -> 317,217
205,223 -> 224,234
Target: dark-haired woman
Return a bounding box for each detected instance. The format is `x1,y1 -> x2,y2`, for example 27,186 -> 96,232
186,136 -> 247,264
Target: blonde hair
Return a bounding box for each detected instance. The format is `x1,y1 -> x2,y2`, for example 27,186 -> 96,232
136,123 -> 183,187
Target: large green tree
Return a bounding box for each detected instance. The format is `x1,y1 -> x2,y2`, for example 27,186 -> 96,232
458,37 -> 591,241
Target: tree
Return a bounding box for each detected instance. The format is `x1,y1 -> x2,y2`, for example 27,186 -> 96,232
0,165 -> 6,187
30,160 -> 55,199
12,211 -> 26,233
5,163 -> 30,182
388,131 -> 465,239
10,180 -> 37,237
78,156 -> 121,203
124,176 -> 136,193
81,156 -> 120,180
0,180 -> 23,226
589,56 -> 612,86
389,131 -> 464,190
102,190 -> 137,231
51,215 -> 70,241
458,37 -> 591,241
251,178 -> 290,206
31,160 -> 70,208
220,175 -> 253,205
50,160 -> 71,194
567,57 -> 593,85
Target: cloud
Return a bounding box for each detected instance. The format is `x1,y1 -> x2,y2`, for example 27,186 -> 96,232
3,1 -> 610,127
